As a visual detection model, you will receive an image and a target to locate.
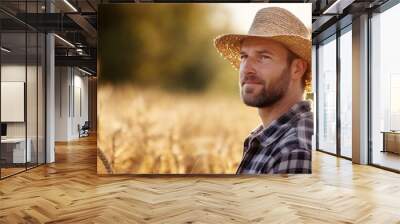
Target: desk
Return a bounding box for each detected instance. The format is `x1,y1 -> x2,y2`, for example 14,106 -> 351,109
381,131 -> 400,154
1,138 -> 31,163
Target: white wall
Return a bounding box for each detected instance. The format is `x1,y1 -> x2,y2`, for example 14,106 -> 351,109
1,65 -> 26,139
1,64 -> 25,81
55,67 -> 89,141
1,65 -> 39,138
55,66 -> 70,141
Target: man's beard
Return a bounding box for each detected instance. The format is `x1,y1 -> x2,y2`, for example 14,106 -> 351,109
240,67 -> 291,108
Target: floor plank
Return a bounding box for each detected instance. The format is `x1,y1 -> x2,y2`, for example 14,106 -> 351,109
1,135 -> 400,223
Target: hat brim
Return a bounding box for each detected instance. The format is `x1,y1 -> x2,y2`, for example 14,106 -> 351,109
214,34 -> 311,73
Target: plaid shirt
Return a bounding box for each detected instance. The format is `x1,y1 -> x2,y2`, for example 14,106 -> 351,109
236,100 -> 313,174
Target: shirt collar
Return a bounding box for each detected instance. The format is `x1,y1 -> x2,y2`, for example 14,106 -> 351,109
250,100 -> 311,147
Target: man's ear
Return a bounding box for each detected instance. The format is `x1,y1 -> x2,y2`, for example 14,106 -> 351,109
290,58 -> 308,81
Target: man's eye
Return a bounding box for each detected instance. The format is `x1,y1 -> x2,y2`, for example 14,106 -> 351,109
261,55 -> 270,60
240,55 -> 247,60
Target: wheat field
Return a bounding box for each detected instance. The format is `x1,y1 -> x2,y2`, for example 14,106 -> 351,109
97,85 -> 260,174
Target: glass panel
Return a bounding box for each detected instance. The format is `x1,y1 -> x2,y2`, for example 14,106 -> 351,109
317,35 -> 337,154
339,27 -> 352,158
312,45 -> 317,151
27,30 -> 38,169
26,0 -> 39,169
371,4 -> 400,171
38,32 -> 45,165
1,30 -> 27,177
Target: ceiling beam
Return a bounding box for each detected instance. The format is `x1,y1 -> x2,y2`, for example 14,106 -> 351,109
55,55 -> 96,70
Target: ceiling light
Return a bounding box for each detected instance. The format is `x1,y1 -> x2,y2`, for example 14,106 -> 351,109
323,0 -> 355,15
63,0 -> 78,12
1,47 -> 11,53
54,34 -> 75,48
78,67 -> 93,76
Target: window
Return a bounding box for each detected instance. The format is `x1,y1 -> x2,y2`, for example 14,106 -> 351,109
339,26 -> 352,158
317,35 -> 337,154
371,2 -> 400,171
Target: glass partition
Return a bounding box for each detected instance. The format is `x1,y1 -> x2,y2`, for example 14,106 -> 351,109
1,30 -> 28,177
0,1 -> 46,179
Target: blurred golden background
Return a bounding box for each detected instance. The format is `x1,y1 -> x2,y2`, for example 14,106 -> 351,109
98,3 -> 239,94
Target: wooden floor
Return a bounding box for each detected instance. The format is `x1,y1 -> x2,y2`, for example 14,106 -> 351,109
1,167 -> 26,178
372,150 -> 400,171
1,135 -> 400,223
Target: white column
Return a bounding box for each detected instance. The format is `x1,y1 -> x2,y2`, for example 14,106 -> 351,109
46,1 -> 55,163
352,14 -> 369,164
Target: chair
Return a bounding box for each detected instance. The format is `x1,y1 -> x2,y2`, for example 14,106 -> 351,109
79,121 -> 90,138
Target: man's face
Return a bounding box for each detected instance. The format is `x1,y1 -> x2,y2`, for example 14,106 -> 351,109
239,37 -> 293,108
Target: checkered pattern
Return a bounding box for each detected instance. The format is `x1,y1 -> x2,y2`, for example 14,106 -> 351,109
236,101 -> 313,174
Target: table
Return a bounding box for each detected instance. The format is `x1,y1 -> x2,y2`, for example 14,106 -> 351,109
381,131 -> 400,154
1,138 -> 31,163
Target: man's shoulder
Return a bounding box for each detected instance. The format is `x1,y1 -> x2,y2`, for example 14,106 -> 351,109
296,110 -> 313,126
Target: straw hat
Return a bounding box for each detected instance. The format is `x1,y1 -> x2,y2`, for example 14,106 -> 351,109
214,7 -> 311,90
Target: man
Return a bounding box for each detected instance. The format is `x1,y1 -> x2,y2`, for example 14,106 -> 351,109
214,7 -> 313,174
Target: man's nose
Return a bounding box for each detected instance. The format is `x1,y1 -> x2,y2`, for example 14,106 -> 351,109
240,57 -> 256,77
